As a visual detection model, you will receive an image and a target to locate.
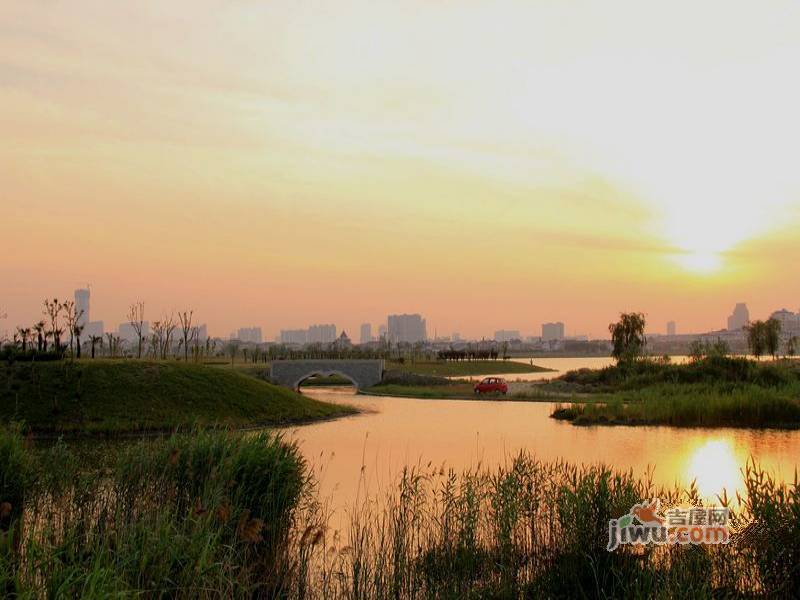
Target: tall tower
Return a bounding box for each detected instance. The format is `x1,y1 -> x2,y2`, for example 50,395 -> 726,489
74,288 -> 90,328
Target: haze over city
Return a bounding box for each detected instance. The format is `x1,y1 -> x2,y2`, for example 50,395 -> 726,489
4,0 -> 800,339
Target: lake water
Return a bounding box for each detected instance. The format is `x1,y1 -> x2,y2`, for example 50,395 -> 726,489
287,360 -> 800,525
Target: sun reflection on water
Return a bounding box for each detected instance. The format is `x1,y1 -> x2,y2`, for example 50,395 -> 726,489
685,439 -> 745,500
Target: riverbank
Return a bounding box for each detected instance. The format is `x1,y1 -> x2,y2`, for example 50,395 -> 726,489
386,359 -> 554,377
0,360 -> 356,435
548,357 -> 800,429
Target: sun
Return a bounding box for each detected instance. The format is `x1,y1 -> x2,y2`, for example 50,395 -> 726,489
674,251 -> 722,274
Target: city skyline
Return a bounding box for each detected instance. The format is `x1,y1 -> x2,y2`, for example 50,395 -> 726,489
3,287 -> 798,343
4,1 -> 800,341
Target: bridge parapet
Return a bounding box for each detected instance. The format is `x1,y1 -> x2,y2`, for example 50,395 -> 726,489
270,359 -> 384,390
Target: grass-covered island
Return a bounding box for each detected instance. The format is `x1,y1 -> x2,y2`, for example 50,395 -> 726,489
546,355 -> 800,429
0,360 -> 355,435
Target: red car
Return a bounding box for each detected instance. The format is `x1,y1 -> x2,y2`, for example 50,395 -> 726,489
474,377 -> 508,395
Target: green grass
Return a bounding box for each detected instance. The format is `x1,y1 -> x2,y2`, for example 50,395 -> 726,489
0,427 -> 311,597
0,360 -> 355,435
366,383 -> 479,399
387,360 -> 552,377
551,382 -> 800,428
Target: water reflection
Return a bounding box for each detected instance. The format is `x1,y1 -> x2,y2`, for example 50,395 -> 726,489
684,439 -> 745,500
289,385 -> 800,524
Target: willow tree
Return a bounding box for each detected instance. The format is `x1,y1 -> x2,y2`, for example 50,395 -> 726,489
746,321 -> 766,360
765,318 -> 782,359
608,312 -> 647,364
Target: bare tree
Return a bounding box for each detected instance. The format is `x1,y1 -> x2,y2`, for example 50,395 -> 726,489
33,320 -> 46,352
74,324 -> 85,359
152,315 -> 176,359
62,300 -> 84,359
127,301 -> 146,359
43,298 -> 62,355
105,332 -> 117,358
163,315 -> 176,359
89,335 -> 103,359
15,327 -> 31,353
178,310 -> 195,361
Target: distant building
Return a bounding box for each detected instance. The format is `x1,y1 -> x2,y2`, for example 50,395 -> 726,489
119,321 -> 150,343
769,309 -> 800,336
387,314 -> 427,344
308,324 -> 336,344
452,332 -> 461,342
74,288 -> 90,328
727,303 -> 750,331
196,324 -> 208,341
237,327 -> 263,344
84,321 -> 104,339
541,322 -> 565,341
334,330 -> 352,349
667,321 -> 677,336
280,329 -> 308,345
494,330 -> 521,343
378,324 -> 388,341
359,323 -> 372,344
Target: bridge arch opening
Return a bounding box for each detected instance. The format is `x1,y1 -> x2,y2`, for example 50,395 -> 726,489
294,370 -> 359,391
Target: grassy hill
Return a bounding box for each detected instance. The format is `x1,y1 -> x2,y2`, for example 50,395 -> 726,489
0,360 -> 355,435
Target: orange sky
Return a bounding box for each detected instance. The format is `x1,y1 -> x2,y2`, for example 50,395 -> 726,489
3,1 -> 800,340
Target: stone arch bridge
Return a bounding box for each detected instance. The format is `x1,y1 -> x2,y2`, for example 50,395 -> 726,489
270,359 -> 384,391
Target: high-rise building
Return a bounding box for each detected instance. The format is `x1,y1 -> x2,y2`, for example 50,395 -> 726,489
74,287 -> 103,338
541,322 -> 565,341
667,321 -> 677,336
727,303 -> 750,331
494,330 -> 521,343
387,314 -> 427,344
378,324 -> 388,341
74,288 -> 90,328
359,323 -> 372,344
452,332 -> 461,342
237,327 -> 263,344
308,324 -> 337,344
280,329 -> 308,345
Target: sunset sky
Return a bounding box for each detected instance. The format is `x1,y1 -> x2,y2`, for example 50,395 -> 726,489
3,0 -> 800,339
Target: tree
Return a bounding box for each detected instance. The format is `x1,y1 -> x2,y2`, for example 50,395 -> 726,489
74,324 -> 85,359
608,312 -> 647,364
127,301 -> 146,359
765,318 -> 781,359
227,341 -> 239,366
178,310 -> 195,362
33,321 -> 46,353
62,300 -> 84,359
787,336 -> 798,358
15,327 -> 31,353
89,335 -> 103,359
43,298 -> 62,355
746,321 -> 766,360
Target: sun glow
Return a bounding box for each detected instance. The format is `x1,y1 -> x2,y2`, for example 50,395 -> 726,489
674,251 -> 723,274
685,439 -> 744,500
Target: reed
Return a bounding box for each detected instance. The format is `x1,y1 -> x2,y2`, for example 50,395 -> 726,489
2,426 -> 798,597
